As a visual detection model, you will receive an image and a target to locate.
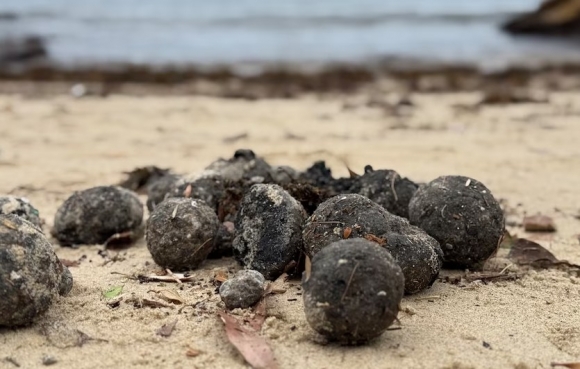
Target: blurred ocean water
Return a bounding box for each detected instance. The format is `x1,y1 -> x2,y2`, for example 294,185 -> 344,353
1,0 -> 580,70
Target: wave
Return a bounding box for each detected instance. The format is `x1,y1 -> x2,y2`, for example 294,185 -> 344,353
7,11 -> 519,28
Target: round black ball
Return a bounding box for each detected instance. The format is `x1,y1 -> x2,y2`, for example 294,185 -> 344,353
408,175 -> 504,268
52,186 -> 144,246
303,238 -> 404,345
146,197 -> 219,271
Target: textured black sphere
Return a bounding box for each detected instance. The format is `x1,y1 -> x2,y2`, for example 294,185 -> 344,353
408,175 -> 504,268
303,239 -> 404,345
53,186 -> 143,246
146,197 -> 219,271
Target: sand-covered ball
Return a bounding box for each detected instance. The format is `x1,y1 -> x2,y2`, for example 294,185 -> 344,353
303,238 -> 404,345
146,197 -> 219,270
52,186 -> 144,246
0,214 -> 73,327
350,166 -> 418,218
219,270 -> 266,309
0,196 -> 42,228
408,175 -> 504,268
303,194 -> 442,294
233,184 -> 306,280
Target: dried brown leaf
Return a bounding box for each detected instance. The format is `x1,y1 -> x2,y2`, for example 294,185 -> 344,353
343,227 -> 352,239
364,233 -> 387,245
304,255 -> 311,282
156,319 -> 178,337
183,184 -> 192,198
214,270 -> 229,284
524,214 -> 556,232
552,363 -> 580,369
219,312 -> 278,369
60,259 -> 80,267
249,298 -> 268,331
185,347 -> 203,357
154,290 -> 184,305
507,237 -> 580,269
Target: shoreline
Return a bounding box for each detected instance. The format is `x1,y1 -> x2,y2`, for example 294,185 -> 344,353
3,60 -> 580,97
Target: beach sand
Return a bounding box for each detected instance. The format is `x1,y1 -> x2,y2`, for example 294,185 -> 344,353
1,87 -> 579,369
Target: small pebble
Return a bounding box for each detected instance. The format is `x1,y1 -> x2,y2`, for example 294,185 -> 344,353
52,186 -> 144,246
219,270 -> 266,309
408,175 -> 504,268
41,355 -> 57,366
0,195 -> 41,228
233,184 -> 306,280
303,194 -> 442,295
146,197 -> 219,271
0,215 -> 73,327
303,239 -> 404,345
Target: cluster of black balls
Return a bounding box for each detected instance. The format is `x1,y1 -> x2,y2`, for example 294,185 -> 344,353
138,150 -> 503,344
2,149 -> 504,344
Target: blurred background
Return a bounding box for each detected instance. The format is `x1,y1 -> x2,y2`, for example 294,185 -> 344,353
2,0 -> 580,75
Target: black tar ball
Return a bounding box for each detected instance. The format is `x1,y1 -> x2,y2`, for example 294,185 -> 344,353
303,194 -> 442,295
408,175 -> 504,268
303,238 -> 404,345
146,197 -> 219,271
0,196 -> 42,228
0,214 -> 73,327
233,184 -> 306,280
350,166 -> 418,218
52,186 -> 144,246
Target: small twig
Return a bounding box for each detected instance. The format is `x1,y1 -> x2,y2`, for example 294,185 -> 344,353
415,295 -> 441,301
165,269 -> 183,284
341,262 -> 359,302
110,271 -> 138,280
386,326 -> 402,331
499,263 -> 513,275
102,231 -> 134,248
389,173 -> 399,202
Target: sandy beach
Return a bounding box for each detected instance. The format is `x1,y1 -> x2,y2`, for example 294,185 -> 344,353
1,85 -> 580,369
